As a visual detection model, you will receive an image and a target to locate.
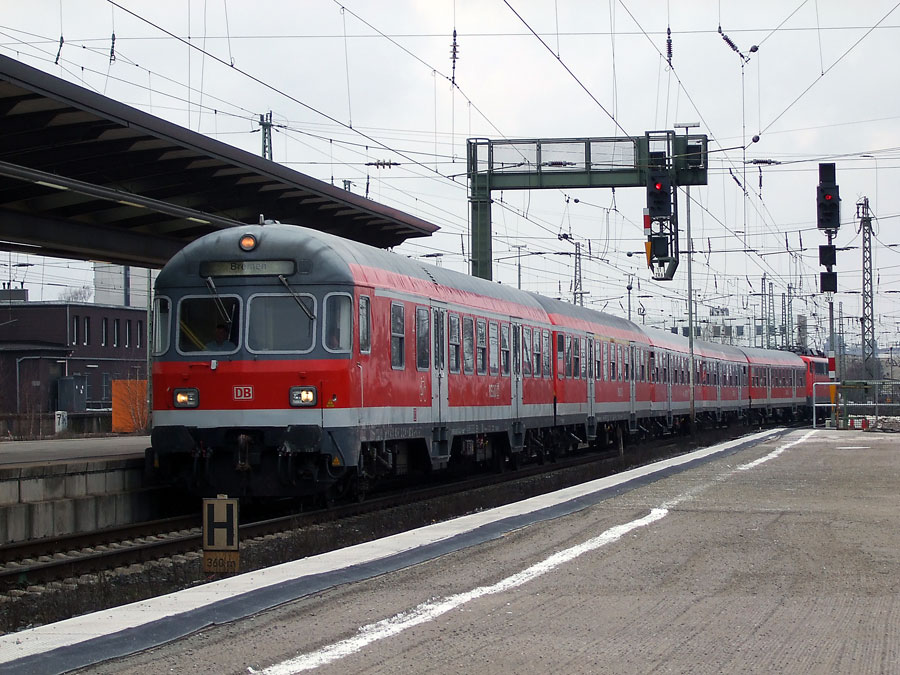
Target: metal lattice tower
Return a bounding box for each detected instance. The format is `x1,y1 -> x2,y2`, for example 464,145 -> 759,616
858,197 -> 876,377
573,241 -> 584,306
787,284 -> 794,349
780,292 -> 787,348
769,281 -> 776,349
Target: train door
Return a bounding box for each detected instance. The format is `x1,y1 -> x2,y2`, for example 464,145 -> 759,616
664,351 -> 673,426
586,335 -> 595,418
431,303 -> 447,425
511,321 -> 522,421
715,361 -> 722,420
430,303 -> 449,461
628,342 -> 637,430
357,288 -> 374,427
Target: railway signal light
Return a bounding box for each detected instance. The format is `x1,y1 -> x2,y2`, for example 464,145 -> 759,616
646,171 -> 671,218
817,185 -> 840,230
820,271 -> 837,293
819,244 -> 836,268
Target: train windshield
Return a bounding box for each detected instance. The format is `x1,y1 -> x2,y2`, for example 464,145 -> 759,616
248,294 -> 315,352
178,296 -> 240,353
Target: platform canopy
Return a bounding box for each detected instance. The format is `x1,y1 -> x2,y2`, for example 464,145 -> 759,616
0,54 -> 437,268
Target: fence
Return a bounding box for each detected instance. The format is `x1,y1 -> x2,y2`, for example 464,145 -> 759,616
812,380 -> 900,431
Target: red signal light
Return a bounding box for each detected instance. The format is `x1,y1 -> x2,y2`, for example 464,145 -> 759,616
654,182 -> 663,191
824,193 -> 833,200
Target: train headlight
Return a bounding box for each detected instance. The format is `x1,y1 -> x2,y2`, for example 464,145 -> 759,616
290,386 -> 317,407
174,388 -> 199,408
239,233 -> 258,251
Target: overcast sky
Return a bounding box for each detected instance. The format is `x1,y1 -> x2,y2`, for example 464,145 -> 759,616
2,1 -> 900,351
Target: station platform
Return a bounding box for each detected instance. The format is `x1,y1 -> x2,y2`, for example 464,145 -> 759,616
0,436 -> 150,544
1,427 -> 897,674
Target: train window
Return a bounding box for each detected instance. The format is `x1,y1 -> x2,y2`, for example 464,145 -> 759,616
488,321 -> 499,375
359,296 -> 371,354
476,319 -> 487,375
323,294 -> 352,353
151,297 -> 171,355
463,317 -> 474,374
543,331 -> 551,378
433,308 -> 445,371
500,324 -> 510,376
595,341 -> 602,381
179,296 -> 240,353
565,335 -> 573,378
572,337 -> 580,379
513,325 -> 520,375
533,330 -> 542,377
522,327 -> 533,376
579,338 -> 587,378
556,334 -> 565,379
391,303 -> 405,369
248,294 -> 313,352
588,340 -> 593,379
416,307 -> 430,370
449,314 -> 461,373
609,344 -> 616,381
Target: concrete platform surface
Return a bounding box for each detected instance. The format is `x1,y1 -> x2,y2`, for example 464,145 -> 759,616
0,435 -> 148,467
6,428 -> 900,674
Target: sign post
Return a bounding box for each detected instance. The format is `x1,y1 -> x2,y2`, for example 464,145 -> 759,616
202,494 -> 239,575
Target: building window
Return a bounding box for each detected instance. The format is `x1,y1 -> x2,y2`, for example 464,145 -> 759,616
137,320 -> 143,349
125,320 -> 131,348
390,303 -> 405,369
113,319 -> 120,347
83,316 -> 90,346
72,315 -> 79,346
102,373 -> 112,401
102,318 -> 108,347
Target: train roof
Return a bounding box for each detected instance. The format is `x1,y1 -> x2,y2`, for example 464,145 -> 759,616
642,327 -> 749,362
528,294 -> 649,343
156,223 -> 550,321
738,345 -> 806,366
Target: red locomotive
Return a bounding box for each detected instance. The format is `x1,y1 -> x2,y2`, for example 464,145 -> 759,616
147,223 -> 822,499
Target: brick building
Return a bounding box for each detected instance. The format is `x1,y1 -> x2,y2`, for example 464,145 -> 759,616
0,300 -> 147,417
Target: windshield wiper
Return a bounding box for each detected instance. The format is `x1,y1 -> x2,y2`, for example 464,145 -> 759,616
205,276 -> 232,324
278,274 -> 316,321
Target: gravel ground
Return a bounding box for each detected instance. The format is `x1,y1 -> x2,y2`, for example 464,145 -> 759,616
75,429 -> 900,674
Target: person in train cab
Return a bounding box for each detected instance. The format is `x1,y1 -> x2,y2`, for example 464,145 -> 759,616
325,321 -> 342,350
205,323 -> 235,351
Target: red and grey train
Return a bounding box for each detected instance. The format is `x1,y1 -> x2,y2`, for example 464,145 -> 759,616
147,223 -> 829,498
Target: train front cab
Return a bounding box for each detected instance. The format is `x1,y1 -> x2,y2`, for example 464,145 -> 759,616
148,239 -> 361,499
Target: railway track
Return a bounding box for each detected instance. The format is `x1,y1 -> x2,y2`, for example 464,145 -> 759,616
0,424 -> 788,633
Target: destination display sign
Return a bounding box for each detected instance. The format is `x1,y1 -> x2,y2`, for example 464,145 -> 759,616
199,260 -> 295,277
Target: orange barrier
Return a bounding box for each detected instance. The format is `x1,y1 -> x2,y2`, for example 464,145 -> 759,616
112,379 -> 148,433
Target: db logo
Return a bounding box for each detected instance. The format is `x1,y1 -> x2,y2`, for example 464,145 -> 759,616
233,386 -> 253,401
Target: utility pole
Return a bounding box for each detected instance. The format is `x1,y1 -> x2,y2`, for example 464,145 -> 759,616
676,121 -> 699,428
859,197 -> 876,378
259,111 -> 273,160
512,244 -> 527,290
626,277 -> 633,321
